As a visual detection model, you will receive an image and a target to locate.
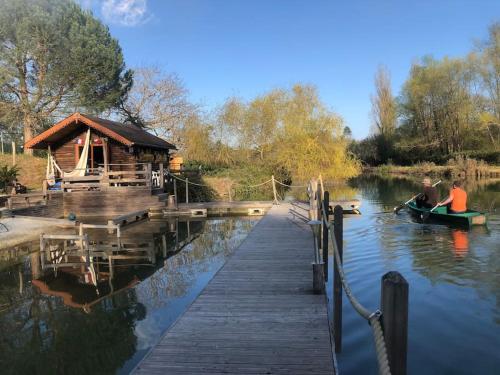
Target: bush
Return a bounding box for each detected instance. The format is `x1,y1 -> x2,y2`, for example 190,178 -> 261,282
0,164 -> 19,193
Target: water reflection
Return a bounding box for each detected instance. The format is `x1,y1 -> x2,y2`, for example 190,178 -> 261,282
0,217 -> 257,375
451,229 -> 469,258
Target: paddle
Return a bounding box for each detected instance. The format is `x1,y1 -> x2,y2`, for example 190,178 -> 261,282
421,203 -> 440,222
393,180 -> 442,214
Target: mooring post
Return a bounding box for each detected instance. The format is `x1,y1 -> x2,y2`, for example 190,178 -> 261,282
333,204 -> 343,352
381,271 -> 409,375
185,177 -> 189,203
322,191 -> 330,281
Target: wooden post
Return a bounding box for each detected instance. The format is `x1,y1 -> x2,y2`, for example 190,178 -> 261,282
322,191 -> 330,281
0,131 -> 4,154
159,163 -> 164,190
333,204 -> 343,352
228,184 -> 232,202
7,197 -> 12,210
146,163 -> 152,187
185,177 -> 189,204
381,271 -> 409,375
319,174 -> 325,200
271,175 -> 279,205
309,178 -> 318,220
317,190 -> 322,226
162,234 -> 167,257
102,138 -> 109,173
312,262 -> 325,294
173,178 -> 178,207
12,141 -> 16,165
30,252 -> 42,279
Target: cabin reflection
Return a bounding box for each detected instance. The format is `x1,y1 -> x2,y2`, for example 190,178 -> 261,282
32,218 -> 204,312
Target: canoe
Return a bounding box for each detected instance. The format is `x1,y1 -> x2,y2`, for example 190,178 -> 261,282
407,201 -> 487,227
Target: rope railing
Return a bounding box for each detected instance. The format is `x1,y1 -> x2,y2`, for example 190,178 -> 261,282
319,199 -> 391,375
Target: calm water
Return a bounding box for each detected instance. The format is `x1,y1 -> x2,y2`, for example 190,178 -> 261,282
325,175 -> 500,375
0,217 -> 257,375
0,176 -> 498,375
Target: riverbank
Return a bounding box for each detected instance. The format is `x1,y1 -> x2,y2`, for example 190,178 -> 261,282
366,159 -> 500,179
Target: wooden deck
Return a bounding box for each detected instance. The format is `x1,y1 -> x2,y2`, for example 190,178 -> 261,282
133,203 -> 335,375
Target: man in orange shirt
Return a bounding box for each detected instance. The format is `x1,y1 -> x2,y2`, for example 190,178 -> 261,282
437,180 -> 467,213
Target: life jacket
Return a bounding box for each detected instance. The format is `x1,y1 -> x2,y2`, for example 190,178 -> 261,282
450,187 -> 467,212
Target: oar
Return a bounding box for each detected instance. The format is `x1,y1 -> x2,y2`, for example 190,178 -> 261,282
421,203 -> 441,222
393,180 -> 442,214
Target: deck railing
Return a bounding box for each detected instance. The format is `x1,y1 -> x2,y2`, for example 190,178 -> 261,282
307,180 -> 409,375
57,163 -> 166,191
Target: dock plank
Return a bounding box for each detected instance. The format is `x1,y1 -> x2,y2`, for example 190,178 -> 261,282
133,204 -> 335,375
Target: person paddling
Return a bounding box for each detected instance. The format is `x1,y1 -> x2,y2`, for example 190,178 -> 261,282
437,180 -> 467,214
416,177 -> 439,208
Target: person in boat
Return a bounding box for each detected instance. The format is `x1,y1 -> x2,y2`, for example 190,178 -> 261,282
437,180 -> 467,214
415,177 -> 438,208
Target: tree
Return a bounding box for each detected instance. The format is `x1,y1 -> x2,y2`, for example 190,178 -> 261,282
371,66 -> 397,137
0,0 -> 132,153
399,57 -> 476,155
119,67 -> 197,145
243,90 -> 283,161
179,114 -> 214,163
274,84 -> 360,180
343,126 -> 352,139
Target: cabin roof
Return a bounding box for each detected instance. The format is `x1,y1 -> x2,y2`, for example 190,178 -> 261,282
24,113 -> 176,151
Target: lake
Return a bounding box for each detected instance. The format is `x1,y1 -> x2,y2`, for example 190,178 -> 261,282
0,217 -> 257,375
326,175 -> 499,374
0,174 -> 498,374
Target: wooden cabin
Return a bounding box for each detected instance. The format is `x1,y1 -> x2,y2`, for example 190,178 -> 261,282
25,113 -> 176,217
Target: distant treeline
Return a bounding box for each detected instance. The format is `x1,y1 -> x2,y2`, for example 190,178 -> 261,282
351,22 -> 500,166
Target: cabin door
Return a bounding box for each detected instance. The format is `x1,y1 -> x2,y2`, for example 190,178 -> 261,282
75,144 -> 105,171
91,145 -> 104,170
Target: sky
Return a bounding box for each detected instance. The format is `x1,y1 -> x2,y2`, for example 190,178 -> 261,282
81,0 -> 500,139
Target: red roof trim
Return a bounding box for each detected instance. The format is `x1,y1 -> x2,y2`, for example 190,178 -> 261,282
25,113 -> 135,149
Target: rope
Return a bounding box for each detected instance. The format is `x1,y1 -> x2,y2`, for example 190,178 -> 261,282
320,200 -> 391,375
274,179 -> 308,188
167,172 -> 274,189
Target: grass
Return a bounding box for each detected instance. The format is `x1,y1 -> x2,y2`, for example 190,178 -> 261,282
0,153 -> 45,191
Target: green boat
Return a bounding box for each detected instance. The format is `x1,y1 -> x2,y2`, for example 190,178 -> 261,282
407,201 -> 487,227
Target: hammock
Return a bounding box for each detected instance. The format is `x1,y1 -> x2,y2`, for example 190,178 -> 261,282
46,129 -> 91,184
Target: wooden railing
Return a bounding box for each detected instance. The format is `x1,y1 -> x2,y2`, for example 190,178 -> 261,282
59,163 -> 166,192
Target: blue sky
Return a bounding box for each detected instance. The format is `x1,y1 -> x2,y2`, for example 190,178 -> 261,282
83,0 -> 499,139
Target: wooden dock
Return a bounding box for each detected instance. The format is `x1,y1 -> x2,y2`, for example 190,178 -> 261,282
133,203 -> 335,375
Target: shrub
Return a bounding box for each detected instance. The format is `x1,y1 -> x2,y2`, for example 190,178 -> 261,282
0,164 -> 20,193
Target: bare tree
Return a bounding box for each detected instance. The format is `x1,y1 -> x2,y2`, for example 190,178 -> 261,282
119,67 -> 197,145
371,66 -> 397,136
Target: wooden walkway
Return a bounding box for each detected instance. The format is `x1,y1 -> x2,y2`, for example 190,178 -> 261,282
133,204 -> 335,374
